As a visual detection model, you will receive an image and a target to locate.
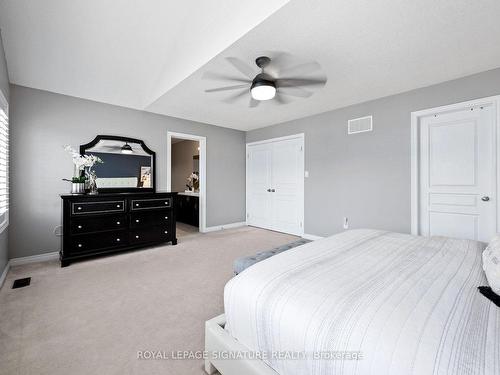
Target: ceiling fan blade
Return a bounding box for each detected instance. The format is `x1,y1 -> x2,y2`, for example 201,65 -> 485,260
278,86 -> 313,98
201,71 -> 251,83
205,84 -> 249,93
274,93 -> 291,105
268,51 -> 294,66
249,98 -> 260,108
261,51 -> 293,77
277,78 -> 327,87
226,57 -> 256,79
278,62 -> 322,77
223,89 -> 249,104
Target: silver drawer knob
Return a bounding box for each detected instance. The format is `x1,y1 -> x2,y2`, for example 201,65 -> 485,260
164,216 -> 168,219
164,201 -> 168,205
116,204 -> 121,208
135,235 -> 140,239
136,219 -> 140,223
77,225 -> 82,229
116,238 -> 120,242
77,207 -> 82,210
164,230 -> 168,234
78,244 -> 82,248
116,221 -> 120,225
136,203 -> 139,207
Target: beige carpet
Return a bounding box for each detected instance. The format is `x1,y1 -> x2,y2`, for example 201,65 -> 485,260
176,222 -> 200,238
0,226 -> 297,375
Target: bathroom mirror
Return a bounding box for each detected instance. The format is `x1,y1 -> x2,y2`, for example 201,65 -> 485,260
80,135 -> 155,193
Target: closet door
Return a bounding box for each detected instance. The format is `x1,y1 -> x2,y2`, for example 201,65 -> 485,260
247,143 -> 273,230
246,135 -> 304,236
271,138 -> 304,235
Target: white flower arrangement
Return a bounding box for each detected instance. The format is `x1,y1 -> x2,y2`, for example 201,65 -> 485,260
64,145 -> 103,178
187,173 -> 199,183
186,172 -> 199,191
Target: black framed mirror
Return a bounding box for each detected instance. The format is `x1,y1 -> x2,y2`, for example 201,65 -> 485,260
80,135 -> 156,193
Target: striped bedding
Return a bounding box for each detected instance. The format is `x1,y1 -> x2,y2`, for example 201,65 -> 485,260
224,229 -> 500,375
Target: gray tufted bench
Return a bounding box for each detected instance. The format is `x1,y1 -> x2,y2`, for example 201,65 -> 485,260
233,238 -> 312,275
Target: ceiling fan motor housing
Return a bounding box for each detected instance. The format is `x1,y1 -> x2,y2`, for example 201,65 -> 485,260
251,73 -> 276,101
251,73 -> 275,90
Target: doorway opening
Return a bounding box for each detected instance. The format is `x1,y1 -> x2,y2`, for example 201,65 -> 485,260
167,132 -> 207,235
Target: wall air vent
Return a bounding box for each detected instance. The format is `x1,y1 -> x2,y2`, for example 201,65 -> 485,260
348,115 -> 373,134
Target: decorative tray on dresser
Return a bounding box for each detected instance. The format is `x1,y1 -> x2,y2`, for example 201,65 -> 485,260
60,192 -> 177,267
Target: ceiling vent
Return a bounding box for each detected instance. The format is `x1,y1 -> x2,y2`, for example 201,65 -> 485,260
348,115 -> 373,134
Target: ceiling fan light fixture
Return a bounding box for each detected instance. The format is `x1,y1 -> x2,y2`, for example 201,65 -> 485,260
250,78 -> 276,101
121,143 -> 133,154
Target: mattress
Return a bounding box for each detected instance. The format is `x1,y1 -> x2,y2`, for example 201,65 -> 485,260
224,229 -> 500,375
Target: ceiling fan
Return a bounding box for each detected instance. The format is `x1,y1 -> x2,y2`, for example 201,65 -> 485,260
203,54 -> 327,107
96,142 -> 134,154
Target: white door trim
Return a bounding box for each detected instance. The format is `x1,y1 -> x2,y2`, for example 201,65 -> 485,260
167,131 -> 207,233
410,95 -> 500,236
246,133 -> 305,236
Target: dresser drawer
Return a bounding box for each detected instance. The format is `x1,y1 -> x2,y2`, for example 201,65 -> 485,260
130,197 -> 172,211
69,230 -> 128,254
72,200 -> 125,215
130,211 -> 171,228
70,214 -> 127,234
130,226 -> 172,245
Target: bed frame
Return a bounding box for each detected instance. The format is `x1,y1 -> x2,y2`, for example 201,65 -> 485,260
205,314 -> 278,375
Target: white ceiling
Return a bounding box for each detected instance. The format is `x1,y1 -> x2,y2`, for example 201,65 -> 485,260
0,0 -> 289,109
1,0 -> 500,130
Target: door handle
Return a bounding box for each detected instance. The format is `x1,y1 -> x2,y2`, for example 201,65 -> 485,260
267,188 -> 271,192
271,189 -> 276,192
481,196 -> 490,202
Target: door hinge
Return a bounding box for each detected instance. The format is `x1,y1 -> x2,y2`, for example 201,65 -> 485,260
300,221 -> 303,227
300,146 -> 303,151
247,213 -> 250,218
247,153 -> 250,159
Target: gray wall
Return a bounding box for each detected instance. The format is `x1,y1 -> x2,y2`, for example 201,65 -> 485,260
9,85 -> 246,258
247,68 -> 500,237
171,140 -> 199,192
0,31 -> 9,275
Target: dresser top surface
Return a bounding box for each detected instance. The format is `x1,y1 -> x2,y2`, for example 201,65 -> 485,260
60,191 -> 177,200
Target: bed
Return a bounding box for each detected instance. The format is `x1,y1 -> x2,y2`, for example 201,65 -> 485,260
205,229 -> 500,375
95,176 -> 138,188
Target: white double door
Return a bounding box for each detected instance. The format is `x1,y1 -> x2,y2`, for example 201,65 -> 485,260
419,104 -> 496,242
247,136 -> 304,236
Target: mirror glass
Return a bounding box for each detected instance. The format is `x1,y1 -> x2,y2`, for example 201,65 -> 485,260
84,139 -> 153,189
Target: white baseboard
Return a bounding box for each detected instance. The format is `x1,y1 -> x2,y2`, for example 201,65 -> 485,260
302,233 -> 325,241
203,222 -> 246,233
9,251 -> 59,266
0,261 -> 10,289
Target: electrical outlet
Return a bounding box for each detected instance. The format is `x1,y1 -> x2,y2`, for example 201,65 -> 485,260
343,217 -> 349,230
53,225 -> 63,237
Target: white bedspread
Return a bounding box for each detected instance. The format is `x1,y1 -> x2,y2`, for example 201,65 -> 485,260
224,229 -> 500,375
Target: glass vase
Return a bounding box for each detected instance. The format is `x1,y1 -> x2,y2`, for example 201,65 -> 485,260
86,169 -> 98,195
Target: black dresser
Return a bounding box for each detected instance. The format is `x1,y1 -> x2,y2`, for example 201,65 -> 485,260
176,194 -> 199,227
60,192 -> 177,267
